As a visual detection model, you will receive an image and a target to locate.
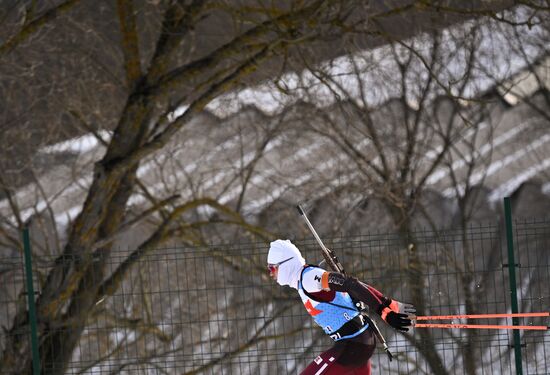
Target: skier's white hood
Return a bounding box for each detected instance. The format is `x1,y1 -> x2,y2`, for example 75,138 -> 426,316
267,239 -> 305,289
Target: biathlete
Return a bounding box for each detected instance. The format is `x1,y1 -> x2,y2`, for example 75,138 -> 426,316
267,239 -> 416,374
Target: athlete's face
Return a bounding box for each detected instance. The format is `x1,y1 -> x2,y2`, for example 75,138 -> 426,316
267,256 -> 293,282
267,264 -> 279,281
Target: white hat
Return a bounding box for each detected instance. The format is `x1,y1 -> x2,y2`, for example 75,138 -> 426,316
267,239 -> 305,289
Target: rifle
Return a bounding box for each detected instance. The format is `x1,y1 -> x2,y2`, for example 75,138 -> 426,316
296,205 -> 393,361
296,204 -> 345,274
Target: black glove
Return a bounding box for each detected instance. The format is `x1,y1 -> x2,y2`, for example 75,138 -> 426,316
382,309 -> 412,332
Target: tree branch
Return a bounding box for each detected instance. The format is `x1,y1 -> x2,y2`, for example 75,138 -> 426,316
0,0 -> 81,56
148,0 -> 329,95
113,44 -> 276,173
116,0 -> 142,89
95,197 -> 269,300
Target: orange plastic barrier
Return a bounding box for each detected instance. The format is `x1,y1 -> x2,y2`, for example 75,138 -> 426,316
416,312 -> 549,321
415,323 -> 548,330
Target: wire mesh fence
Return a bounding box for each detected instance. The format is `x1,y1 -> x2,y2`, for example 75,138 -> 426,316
1,215 -> 549,374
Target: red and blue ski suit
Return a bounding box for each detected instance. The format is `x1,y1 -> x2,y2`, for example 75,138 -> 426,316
298,266 -> 395,375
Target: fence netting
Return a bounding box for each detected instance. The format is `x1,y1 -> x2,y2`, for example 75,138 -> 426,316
1,218 -> 549,374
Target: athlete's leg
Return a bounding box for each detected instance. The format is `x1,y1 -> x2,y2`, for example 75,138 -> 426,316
300,350 -> 371,375
336,339 -> 374,375
348,359 -> 371,375
299,343 -> 346,375
300,337 -> 375,374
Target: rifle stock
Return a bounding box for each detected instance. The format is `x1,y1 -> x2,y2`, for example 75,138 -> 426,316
296,205 -> 345,274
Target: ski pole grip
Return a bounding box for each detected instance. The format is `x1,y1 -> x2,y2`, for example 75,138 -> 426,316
296,205 -> 305,216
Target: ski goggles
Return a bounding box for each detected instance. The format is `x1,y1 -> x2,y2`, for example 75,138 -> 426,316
267,256 -> 293,274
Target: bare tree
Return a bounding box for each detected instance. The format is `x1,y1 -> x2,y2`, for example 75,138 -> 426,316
0,1 -> 372,373
1,1 -> 548,374
283,5 -> 549,374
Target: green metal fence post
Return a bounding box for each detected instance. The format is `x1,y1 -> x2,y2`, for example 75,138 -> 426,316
503,197 -> 523,375
22,227 -> 40,375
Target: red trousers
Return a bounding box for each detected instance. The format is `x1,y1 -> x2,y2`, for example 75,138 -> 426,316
300,329 -> 375,375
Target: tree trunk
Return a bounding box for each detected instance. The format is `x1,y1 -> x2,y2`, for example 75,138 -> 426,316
3,87 -> 152,373
40,165 -> 140,374
391,206 -> 448,375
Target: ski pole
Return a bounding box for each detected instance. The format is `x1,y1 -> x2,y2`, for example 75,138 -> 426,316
416,312 -> 549,320
415,323 -> 548,330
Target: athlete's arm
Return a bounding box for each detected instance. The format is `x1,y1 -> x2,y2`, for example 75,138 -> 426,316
323,273 -> 388,312
301,267 -> 331,293
324,272 -> 415,332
